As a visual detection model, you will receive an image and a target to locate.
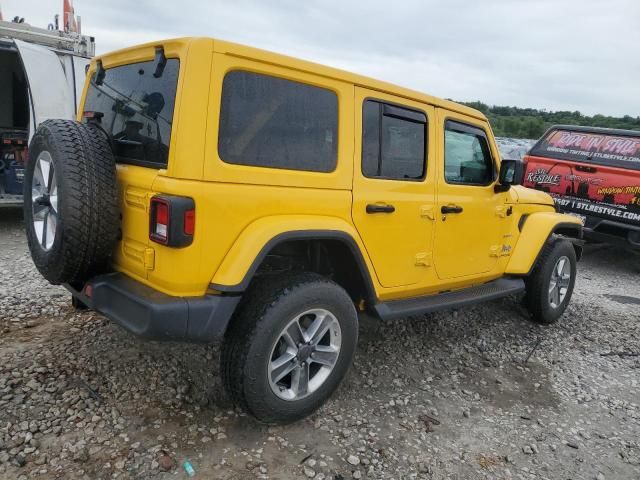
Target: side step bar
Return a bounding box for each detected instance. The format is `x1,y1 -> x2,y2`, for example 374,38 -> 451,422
373,277 -> 526,320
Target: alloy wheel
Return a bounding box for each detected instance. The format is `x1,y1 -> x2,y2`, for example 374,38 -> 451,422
548,255 -> 571,308
268,309 -> 342,401
31,151 -> 58,251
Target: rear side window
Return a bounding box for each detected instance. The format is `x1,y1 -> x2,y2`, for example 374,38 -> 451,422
444,120 -> 494,185
362,100 -> 426,180
82,59 -> 180,168
218,71 -> 338,172
529,128 -> 640,171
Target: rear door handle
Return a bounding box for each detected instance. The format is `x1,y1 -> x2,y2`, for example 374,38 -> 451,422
366,204 -> 396,214
441,205 -> 463,214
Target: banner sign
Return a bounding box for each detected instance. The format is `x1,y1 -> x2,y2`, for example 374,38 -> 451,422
530,129 -> 640,171
553,194 -> 640,226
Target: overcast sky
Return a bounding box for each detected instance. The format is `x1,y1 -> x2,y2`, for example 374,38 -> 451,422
4,0 -> 639,117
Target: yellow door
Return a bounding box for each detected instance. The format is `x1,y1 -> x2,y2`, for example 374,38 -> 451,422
80,53 -> 182,281
352,88 -> 436,288
433,109 -> 510,279
113,165 -> 158,280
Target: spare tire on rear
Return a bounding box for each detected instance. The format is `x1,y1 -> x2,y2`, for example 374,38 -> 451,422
24,119 -> 119,286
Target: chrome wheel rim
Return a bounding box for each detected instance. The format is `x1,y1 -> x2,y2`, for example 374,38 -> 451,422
268,308 -> 342,401
31,151 -> 58,251
548,255 -> 571,308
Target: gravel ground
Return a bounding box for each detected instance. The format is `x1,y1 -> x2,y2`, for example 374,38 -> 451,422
1,207 -> 639,480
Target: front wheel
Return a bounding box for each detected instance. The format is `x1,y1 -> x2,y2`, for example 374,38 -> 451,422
221,273 -> 358,424
524,239 -> 577,324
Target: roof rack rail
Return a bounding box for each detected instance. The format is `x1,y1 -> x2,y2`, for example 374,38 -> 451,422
0,19 -> 94,57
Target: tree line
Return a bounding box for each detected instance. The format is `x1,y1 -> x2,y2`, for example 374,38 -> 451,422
458,101 -> 640,139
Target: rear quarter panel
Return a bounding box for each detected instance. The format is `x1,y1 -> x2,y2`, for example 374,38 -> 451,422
147,178 -> 358,296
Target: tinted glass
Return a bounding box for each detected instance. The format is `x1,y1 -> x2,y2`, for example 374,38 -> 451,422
83,59 -> 179,167
362,100 -> 426,180
444,121 -> 494,185
362,101 -> 380,177
218,71 -> 338,172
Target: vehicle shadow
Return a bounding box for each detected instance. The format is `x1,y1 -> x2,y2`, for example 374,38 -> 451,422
0,206 -> 23,226
579,243 -> 640,275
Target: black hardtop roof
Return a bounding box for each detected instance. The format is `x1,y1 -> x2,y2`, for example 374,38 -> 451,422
544,124 -> 640,138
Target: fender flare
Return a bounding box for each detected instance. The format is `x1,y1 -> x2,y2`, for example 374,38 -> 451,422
209,216 -> 378,301
506,212 -> 583,276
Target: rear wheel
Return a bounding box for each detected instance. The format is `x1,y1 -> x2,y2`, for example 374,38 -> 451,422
525,239 -> 577,324
221,273 -> 358,424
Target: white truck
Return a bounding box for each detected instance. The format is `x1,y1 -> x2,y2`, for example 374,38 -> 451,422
0,16 -> 94,205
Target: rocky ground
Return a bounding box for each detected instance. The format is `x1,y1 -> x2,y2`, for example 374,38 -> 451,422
1,207 -> 639,480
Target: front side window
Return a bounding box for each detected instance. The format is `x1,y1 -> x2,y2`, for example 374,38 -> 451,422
362,100 -> 426,180
444,121 -> 494,185
83,59 -> 180,168
218,71 -> 338,172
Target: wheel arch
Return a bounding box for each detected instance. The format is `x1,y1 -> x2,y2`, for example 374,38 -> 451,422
209,216 -> 379,305
506,212 -> 583,276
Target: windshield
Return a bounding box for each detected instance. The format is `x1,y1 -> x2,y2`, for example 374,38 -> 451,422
82,58 -> 180,168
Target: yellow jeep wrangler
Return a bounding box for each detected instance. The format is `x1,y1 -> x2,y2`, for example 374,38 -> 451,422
24,38 -> 583,424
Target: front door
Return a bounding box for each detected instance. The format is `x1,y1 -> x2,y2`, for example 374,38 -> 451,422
352,88 -> 436,288
433,110 -> 510,279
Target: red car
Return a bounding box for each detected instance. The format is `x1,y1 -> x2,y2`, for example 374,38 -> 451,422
523,125 -> 640,251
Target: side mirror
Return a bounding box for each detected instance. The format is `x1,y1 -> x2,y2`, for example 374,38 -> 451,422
495,159 -> 524,193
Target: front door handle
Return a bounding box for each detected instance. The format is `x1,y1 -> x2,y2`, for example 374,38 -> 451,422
366,204 -> 396,214
441,205 -> 463,214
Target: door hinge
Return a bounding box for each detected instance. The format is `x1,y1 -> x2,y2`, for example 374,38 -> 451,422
125,188 -> 149,210
144,248 -> 155,270
415,252 -> 432,267
489,244 -> 512,257
420,205 -> 435,220
495,205 -> 513,218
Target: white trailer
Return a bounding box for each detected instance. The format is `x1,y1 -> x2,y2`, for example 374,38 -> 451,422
0,18 -> 95,205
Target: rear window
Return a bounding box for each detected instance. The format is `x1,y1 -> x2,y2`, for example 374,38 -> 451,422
218,70 -> 338,172
82,59 -> 180,168
529,128 -> 640,171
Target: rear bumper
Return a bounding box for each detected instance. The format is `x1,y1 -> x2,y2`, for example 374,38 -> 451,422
65,273 -> 241,342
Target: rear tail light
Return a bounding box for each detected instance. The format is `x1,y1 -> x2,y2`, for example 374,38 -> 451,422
184,209 -> 195,236
150,197 -> 170,244
149,195 -> 195,247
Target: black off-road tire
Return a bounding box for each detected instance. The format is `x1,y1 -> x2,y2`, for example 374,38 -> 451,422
221,273 -> 358,424
24,120 -> 119,286
524,239 -> 577,324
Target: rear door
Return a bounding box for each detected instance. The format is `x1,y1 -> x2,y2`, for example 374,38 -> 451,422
14,40 -> 74,137
524,128 -> 640,227
351,88 -> 437,288
81,55 -> 181,279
